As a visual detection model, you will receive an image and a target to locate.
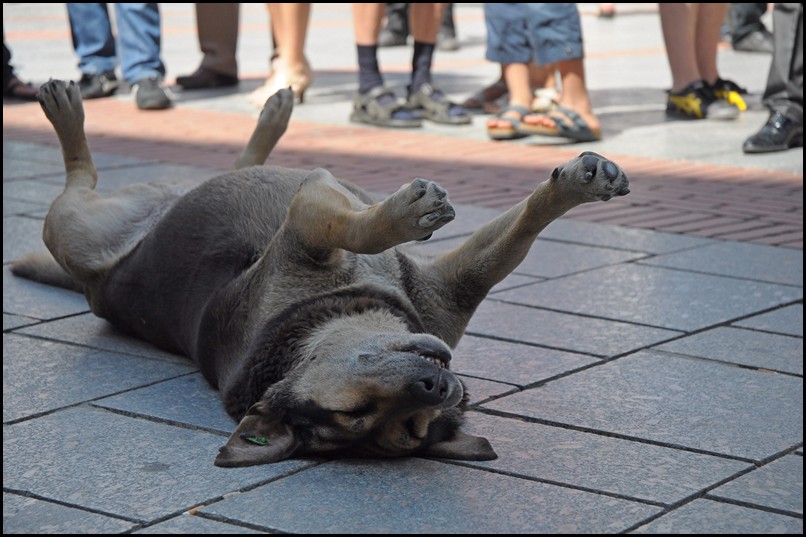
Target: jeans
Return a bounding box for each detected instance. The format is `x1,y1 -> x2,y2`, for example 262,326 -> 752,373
67,3 -> 165,84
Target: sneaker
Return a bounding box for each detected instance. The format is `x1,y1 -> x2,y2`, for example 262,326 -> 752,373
710,77 -> 748,111
78,71 -> 119,99
666,80 -> 739,120
133,77 -> 172,110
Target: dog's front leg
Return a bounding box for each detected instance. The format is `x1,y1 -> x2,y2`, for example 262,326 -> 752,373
426,152 -> 629,344
285,168 -> 456,255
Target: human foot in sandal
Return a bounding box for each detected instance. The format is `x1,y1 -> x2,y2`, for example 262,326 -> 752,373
350,85 -> 422,128
519,103 -> 601,142
487,105 -> 531,140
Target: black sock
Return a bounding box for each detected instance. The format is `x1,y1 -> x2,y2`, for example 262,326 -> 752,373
357,44 -> 384,94
410,41 -> 435,92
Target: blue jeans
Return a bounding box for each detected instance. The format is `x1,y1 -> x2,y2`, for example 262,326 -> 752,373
67,3 -> 165,84
484,3 -> 584,66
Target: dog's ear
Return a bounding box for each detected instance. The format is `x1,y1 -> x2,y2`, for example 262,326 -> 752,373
215,402 -> 301,467
419,430 -> 497,461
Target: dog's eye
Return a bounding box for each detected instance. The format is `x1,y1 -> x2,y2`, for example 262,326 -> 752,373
337,403 -> 375,418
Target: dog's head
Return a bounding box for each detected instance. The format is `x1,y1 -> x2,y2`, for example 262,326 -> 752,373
214,321 -> 496,467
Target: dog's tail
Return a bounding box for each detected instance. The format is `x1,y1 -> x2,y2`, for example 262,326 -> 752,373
11,251 -> 84,293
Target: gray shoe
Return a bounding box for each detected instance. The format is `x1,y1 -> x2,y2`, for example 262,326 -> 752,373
133,77 -> 172,110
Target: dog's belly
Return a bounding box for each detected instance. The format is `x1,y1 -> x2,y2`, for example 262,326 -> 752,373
95,167 -> 309,355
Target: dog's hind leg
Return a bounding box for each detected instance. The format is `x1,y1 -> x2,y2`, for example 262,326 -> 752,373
37,80 -> 188,285
38,79 -> 98,189
235,88 -> 294,169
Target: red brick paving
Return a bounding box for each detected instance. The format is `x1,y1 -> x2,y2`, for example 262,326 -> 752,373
4,97 -> 802,249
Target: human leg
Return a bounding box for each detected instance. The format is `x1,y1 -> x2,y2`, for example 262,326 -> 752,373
66,3 -> 119,98
176,3 -> 239,89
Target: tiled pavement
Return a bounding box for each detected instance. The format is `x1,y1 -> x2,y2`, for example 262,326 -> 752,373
3,3 -> 803,534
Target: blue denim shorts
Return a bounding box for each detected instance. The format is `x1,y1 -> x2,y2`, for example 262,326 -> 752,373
484,3 -> 584,66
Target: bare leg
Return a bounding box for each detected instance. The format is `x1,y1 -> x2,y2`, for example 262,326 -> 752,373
694,3 -> 729,85
409,3 -> 440,43
352,3 -> 385,45
659,3 -> 701,92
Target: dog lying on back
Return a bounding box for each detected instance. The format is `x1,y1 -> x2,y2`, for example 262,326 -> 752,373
12,80 -> 629,467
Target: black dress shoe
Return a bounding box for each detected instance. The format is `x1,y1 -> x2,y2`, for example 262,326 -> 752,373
743,111 -> 803,154
175,68 -> 238,90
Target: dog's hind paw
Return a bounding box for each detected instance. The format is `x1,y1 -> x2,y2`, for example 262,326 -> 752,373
257,87 -> 294,134
38,79 -> 85,133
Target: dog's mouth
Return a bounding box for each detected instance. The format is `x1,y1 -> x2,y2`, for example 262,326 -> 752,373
399,338 -> 452,370
419,353 -> 448,369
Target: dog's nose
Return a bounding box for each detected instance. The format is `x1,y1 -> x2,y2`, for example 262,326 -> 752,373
410,370 -> 450,406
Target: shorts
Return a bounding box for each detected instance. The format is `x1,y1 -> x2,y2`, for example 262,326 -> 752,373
484,3 -> 584,66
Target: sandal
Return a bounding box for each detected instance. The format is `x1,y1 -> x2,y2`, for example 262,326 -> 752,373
462,79 -> 508,113
4,76 -> 40,101
487,104 -> 531,141
350,85 -> 422,128
407,83 -> 472,125
518,105 -> 602,142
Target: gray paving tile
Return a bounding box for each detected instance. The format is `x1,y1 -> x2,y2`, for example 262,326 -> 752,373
135,515 -> 265,534
461,413 -> 750,505
457,375 -> 517,404
3,313 -> 38,331
201,458 -> 660,533
709,455 -> 803,515
3,215 -> 45,264
431,203 -> 504,239
514,239 -> 649,278
2,407 -> 313,523
3,266 -> 90,320
494,264 -> 802,331
3,492 -> 134,534
453,334 -> 599,386
18,312 -> 188,363
539,218 -> 716,255
633,499 -> 803,534
484,351 -> 803,461
3,333 -> 194,422
3,197 -> 48,217
466,300 -> 682,357
3,156 -> 66,179
640,241 -> 804,287
95,373 -> 235,434
4,141 -> 64,165
656,326 -> 802,375
2,178 -> 64,204
734,304 -> 803,337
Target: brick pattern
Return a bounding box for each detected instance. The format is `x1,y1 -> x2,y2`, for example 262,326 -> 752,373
4,98 -> 802,249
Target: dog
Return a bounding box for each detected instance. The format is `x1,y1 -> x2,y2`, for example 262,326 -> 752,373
11,80 -> 630,467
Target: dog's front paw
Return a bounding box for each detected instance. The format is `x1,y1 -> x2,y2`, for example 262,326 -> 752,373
38,79 -> 85,133
551,151 -> 630,203
388,178 -> 455,240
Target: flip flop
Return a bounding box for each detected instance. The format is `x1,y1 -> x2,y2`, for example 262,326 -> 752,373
487,104 -> 531,141
518,105 -> 602,142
